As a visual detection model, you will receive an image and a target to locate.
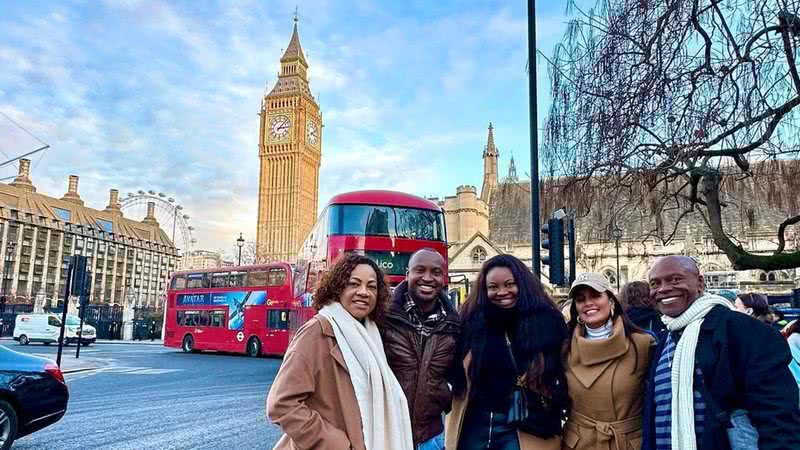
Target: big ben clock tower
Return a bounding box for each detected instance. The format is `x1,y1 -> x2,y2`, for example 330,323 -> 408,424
256,18 -> 322,262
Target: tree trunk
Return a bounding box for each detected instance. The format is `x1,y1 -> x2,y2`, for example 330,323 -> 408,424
703,174 -> 800,271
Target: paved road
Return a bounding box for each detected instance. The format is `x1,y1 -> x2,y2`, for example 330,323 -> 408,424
9,342 -> 284,449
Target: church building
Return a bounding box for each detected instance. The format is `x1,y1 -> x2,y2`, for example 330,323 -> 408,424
437,124 -> 799,297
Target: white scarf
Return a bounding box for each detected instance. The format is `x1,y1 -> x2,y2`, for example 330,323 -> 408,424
318,303 -> 413,450
661,293 -> 732,450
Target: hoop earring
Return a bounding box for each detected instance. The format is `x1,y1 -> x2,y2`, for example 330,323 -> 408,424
577,316 -> 585,325
610,302 -> 615,319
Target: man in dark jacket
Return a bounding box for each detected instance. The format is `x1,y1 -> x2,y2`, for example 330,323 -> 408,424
382,248 -> 460,449
643,256 -> 800,450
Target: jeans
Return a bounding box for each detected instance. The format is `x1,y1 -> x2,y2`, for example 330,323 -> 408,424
457,407 -> 520,450
419,432 -> 445,450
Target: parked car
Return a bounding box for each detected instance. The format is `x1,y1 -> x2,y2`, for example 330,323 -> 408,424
13,314 -> 96,346
0,345 -> 69,449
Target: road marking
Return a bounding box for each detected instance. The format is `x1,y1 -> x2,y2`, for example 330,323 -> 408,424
64,366 -> 182,381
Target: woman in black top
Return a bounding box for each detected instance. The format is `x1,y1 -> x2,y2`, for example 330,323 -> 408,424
445,255 -> 569,450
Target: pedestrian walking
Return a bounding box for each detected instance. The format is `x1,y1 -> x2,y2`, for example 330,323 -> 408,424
733,292 -> 772,323
266,254 -> 413,450
561,273 -> 655,450
446,254 -> 568,450
642,256 -> 800,450
619,280 -> 665,333
382,249 -> 460,450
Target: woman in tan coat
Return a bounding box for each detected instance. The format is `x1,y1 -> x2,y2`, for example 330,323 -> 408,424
561,273 -> 655,450
446,255 -> 569,450
267,254 -> 413,450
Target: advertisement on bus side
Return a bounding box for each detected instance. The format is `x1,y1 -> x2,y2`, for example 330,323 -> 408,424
176,291 -> 267,330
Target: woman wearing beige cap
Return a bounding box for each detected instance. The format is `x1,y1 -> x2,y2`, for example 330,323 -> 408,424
560,273 -> 655,450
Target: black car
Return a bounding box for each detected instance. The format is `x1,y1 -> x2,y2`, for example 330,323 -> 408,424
0,345 -> 69,450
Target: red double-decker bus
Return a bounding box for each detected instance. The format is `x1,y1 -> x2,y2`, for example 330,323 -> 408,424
163,263 -> 315,357
299,190 -> 448,285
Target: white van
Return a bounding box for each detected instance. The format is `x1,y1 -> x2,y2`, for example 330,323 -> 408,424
13,314 -> 96,346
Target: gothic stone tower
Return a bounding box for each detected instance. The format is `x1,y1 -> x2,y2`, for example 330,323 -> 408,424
256,20 -> 322,262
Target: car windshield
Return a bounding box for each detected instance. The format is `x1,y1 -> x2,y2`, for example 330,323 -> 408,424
66,316 -> 81,326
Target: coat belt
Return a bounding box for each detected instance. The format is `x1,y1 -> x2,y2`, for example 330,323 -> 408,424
570,411 -> 642,450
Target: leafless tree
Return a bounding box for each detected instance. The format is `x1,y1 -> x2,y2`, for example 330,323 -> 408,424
544,0 -> 800,270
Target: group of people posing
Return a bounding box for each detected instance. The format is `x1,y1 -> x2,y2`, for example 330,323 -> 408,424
266,250 -> 800,450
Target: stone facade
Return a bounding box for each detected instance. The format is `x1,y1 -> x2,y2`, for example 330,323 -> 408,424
177,249 -> 223,271
0,160 -> 177,309
441,126 -> 800,294
256,20 -> 322,262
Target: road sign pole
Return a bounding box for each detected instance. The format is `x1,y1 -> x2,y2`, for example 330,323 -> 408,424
55,259 -> 74,367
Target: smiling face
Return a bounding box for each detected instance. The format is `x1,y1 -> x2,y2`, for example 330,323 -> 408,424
407,250 -> 446,307
339,264 -> 379,320
648,256 -> 704,318
486,266 -> 518,309
572,287 -> 613,328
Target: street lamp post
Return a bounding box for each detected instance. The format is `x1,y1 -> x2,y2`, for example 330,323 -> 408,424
611,225 -> 623,292
236,233 -> 245,266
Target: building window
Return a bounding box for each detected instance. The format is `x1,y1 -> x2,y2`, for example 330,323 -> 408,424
472,247 -> 487,265
54,208 -> 71,222
603,269 -> 618,288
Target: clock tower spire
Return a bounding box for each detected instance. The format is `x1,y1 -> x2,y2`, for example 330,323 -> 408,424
256,19 -> 322,262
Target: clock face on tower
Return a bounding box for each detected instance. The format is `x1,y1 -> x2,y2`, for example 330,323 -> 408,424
269,115 -> 291,141
306,120 -> 318,145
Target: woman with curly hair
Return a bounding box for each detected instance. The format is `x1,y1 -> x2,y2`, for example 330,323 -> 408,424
267,254 -> 413,450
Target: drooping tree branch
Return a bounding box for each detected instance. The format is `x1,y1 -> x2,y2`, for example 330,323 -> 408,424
543,0 -> 800,271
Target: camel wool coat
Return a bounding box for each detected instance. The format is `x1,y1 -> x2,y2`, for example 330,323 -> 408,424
267,315 -> 366,450
562,318 -> 654,450
445,352 -> 562,450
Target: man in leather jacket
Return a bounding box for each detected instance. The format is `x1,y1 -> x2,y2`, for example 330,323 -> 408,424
382,249 -> 461,449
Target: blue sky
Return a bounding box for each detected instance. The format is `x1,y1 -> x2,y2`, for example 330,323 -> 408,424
0,0 -> 578,252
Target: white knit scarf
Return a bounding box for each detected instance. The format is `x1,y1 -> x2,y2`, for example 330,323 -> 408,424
661,293 -> 732,450
318,303 -> 413,450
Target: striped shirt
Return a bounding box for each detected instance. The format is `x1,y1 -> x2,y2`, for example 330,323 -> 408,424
654,333 -> 706,450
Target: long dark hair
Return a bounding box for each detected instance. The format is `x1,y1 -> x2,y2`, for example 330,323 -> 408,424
452,254 -> 568,398
312,254 -> 391,325
564,288 -> 646,372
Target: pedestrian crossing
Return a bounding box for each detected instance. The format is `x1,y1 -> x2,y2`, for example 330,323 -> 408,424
65,366 -> 183,381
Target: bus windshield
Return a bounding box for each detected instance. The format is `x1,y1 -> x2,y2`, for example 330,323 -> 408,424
329,204 -> 445,241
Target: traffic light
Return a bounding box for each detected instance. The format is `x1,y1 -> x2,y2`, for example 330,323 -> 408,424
70,255 -> 88,297
542,218 -> 566,287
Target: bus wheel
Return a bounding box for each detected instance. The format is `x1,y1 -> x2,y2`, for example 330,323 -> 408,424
182,335 -> 195,353
246,337 -> 261,358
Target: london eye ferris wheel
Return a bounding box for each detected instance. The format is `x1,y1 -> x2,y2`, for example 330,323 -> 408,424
119,190 -> 196,253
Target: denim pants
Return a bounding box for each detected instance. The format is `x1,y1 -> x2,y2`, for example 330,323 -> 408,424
418,432 -> 445,450
457,406 -> 520,450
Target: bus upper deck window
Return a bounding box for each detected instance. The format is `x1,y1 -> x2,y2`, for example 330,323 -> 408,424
186,273 -> 208,289
171,275 -> 187,289
267,268 -> 287,286
247,271 -> 268,286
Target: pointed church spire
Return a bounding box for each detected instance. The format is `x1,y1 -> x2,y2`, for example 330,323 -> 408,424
484,122 -> 498,156
281,17 -> 308,67
508,155 -> 518,182
481,122 -> 499,202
